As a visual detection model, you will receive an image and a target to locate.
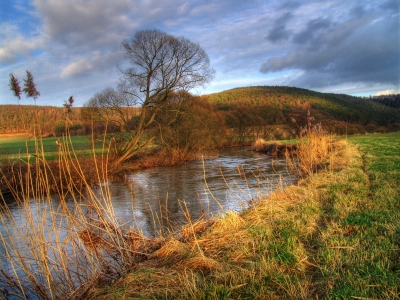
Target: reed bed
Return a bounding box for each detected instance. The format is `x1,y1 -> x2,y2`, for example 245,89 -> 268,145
0,134 -> 160,299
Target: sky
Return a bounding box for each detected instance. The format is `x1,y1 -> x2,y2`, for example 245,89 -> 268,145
0,0 -> 399,107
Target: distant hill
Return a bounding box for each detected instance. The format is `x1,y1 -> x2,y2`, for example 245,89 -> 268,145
370,94 -> 400,108
203,86 -> 400,136
0,105 -> 83,136
1,86 -> 399,139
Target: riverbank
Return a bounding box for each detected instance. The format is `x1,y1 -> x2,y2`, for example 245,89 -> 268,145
87,133 -> 400,299
0,143 -> 215,198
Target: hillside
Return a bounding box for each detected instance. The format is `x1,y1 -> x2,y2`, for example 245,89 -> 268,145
1,86 -> 399,139
203,86 -> 400,136
0,105 -> 84,136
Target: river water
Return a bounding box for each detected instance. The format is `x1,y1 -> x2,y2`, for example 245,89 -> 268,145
1,148 -> 294,238
99,147 -> 296,236
0,147 -> 296,297
0,147 -> 296,240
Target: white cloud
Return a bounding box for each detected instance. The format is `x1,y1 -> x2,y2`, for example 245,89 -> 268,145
0,48 -> 16,63
375,89 -> 400,96
60,49 -> 123,78
0,23 -> 44,64
61,58 -> 93,78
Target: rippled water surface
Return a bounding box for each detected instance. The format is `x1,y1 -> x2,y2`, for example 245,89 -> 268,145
105,147 -> 295,236
0,147 -> 296,297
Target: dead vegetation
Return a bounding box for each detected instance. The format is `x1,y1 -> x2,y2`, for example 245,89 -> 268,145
0,115 -> 359,299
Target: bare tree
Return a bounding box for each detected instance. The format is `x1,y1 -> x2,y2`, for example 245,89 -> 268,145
87,29 -> 214,165
23,70 -> 40,104
9,73 -> 22,102
84,87 -> 138,133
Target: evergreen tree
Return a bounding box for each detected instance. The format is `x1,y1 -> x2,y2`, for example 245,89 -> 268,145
9,73 -> 22,102
23,70 -> 40,104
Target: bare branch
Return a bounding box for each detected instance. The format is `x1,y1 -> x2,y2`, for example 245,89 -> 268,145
86,29 -> 214,165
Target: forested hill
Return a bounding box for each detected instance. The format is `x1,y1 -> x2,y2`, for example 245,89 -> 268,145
0,105 -> 83,135
203,86 -> 400,133
1,86 -> 399,138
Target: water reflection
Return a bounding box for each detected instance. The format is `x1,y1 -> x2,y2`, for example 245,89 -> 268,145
0,147 -> 295,297
1,148 -> 294,239
103,147 -> 295,236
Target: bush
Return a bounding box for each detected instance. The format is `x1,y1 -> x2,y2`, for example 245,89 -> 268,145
365,124 -> 377,133
54,122 -> 83,136
53,122 -> 65,136
387,123 -> 400,132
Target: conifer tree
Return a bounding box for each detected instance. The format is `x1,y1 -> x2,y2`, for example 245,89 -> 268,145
23,70 -> 40,104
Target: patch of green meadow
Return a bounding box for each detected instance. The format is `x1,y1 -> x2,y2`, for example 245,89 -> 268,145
312,133 -> 400,299
0,135 -> 106,162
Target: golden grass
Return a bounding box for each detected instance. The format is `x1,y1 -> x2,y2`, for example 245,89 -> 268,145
177,255 -> 221,272
0,134 -> 163,299
149,239 -> 191,266
294,112 -> 335,176
1,116 -> 370,299
87,118 -> 361,299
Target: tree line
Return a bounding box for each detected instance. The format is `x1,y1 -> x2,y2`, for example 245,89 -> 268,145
369,94 -> 400,108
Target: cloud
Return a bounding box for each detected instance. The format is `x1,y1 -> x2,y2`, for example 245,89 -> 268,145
33,0 -> 135,51
60,50 -> 122,78
292,17 -> 332,44
379,0 -> 399,12
266,12 -> 293,43
61,58 -> 94,78
375,89 -> 400,96
278,1 -> 303,11
260,2 -> 399,90
1,0 -> 398,106
0,23 -> 44,63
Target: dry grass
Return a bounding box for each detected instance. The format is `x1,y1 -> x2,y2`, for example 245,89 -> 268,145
252,138 -> 268,152
148,239 -> 191,266
294,111 -> 335,176
117,148 -> 202,172
3,119 -> 393,299
0,135 -> 163,299
88,117 -> 371,299
92,116 -> 399,299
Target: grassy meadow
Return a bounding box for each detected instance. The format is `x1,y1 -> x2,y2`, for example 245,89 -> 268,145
0,134 -> 102,162
88,133 -> 400,299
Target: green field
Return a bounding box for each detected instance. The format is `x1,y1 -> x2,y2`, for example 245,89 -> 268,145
0,135 -> 102,161
319,133 -> 400,298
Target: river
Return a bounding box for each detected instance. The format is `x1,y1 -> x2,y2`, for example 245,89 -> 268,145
98,147 -> 296,236
0,147 -> 295,298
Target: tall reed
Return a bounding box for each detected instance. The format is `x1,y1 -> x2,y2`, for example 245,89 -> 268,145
0,125 -> 300,299
291,111 -> 334,176
0,133 -> 150,299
